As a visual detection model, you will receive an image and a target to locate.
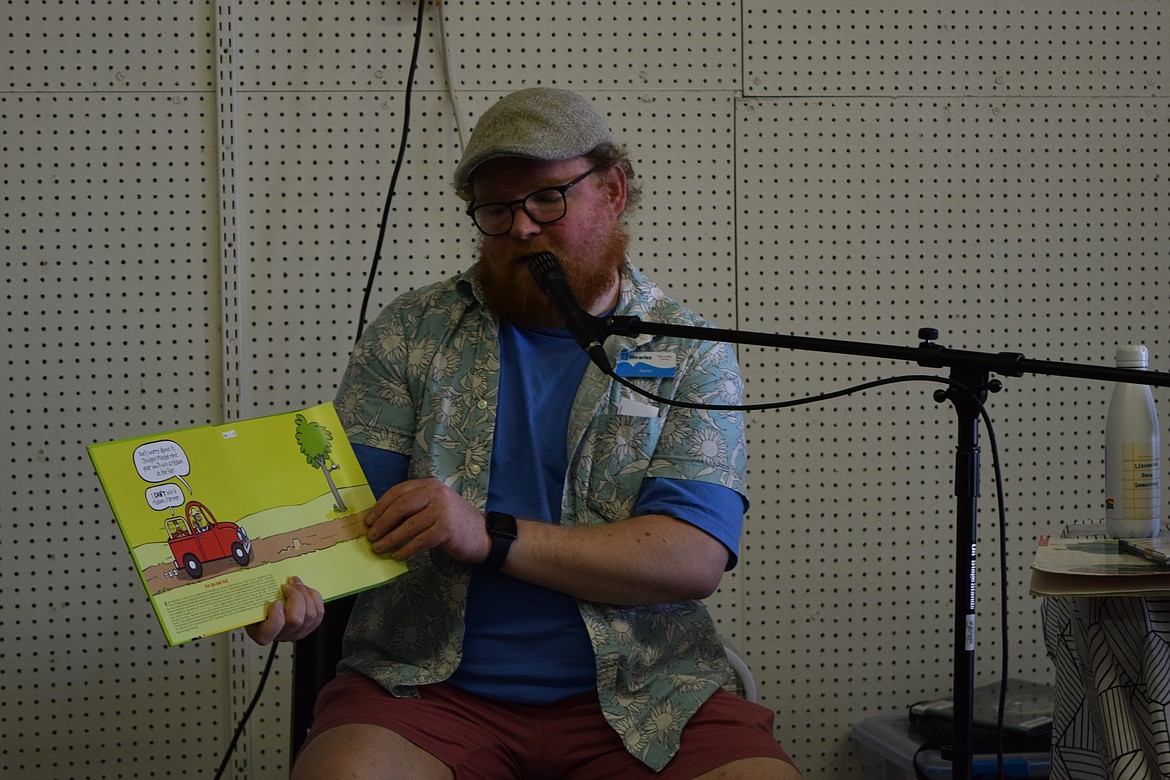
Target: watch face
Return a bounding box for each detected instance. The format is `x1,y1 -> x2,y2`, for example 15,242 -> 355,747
486,511 -> 518,540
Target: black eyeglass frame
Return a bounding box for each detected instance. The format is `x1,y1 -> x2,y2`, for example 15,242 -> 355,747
466,166 -> 599,236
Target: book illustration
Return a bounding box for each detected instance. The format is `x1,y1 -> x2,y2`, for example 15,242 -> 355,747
294,412 -> 350,514
134,438 -> 252,581
89,403 -> 406,645
133,415 -> 354,588
164,499 -> 251,580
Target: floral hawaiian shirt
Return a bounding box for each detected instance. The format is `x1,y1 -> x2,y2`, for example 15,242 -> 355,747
333,259 -> 749,771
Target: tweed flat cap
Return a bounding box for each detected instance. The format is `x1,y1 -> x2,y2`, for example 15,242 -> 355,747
453,88 -> 615,192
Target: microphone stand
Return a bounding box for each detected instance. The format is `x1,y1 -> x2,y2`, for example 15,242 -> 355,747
600,314 -> 1170,780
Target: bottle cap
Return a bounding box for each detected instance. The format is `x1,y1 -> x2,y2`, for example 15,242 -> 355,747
1116,344 -> 1150,369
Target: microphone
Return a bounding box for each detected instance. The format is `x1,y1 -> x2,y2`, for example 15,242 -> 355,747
527,251 -> 612,374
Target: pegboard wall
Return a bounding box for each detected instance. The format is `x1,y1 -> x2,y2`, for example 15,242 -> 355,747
1,1 -> 1165,778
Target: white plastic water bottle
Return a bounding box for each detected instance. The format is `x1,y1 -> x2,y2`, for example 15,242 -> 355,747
1105,344 -> 1162,538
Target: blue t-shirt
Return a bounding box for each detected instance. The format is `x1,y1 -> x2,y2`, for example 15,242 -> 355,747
353,321 -> 746,703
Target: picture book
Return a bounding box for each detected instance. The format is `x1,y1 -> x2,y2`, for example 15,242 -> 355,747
88,402 -> 407,645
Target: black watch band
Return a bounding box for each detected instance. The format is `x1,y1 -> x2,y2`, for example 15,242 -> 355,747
483,511 -> 518,570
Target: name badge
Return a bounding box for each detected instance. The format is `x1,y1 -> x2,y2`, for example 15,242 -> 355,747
613,349 -> 676,378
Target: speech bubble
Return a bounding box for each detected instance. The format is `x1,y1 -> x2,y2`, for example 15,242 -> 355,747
133,439 -> 192,493
145,483 -> 185,511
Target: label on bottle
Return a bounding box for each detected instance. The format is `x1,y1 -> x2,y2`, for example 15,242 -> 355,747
1106,443 -> 1161,521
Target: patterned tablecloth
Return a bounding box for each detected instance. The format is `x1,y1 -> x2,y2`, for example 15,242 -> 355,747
1043,594 -> 1170,779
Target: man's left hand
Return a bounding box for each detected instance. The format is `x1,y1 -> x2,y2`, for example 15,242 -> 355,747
363,477 -> 491,564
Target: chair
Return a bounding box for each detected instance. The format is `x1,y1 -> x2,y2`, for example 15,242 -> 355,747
720,639 -> 758,703
290,594 -> 356,762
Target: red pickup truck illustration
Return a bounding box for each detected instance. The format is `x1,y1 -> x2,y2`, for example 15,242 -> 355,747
166,500 -> 252,579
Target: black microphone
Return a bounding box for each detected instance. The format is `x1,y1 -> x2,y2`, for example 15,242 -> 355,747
527,251 -> 612,373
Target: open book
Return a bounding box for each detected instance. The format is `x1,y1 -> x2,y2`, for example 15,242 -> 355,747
88,402 -> 406,645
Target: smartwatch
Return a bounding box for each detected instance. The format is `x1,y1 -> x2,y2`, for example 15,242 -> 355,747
483,511 -> 518,570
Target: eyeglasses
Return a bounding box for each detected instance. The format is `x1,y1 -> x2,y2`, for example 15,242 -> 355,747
467,167 -> 598,236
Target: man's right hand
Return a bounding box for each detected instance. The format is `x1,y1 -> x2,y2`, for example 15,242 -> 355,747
245,576 -> 324,645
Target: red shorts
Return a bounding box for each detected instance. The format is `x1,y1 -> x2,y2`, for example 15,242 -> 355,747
303,672 -> 795,779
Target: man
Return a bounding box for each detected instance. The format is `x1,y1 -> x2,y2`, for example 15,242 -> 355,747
249,87 -> 801,780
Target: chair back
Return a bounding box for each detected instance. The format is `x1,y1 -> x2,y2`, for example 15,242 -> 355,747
290,594 -> 355,761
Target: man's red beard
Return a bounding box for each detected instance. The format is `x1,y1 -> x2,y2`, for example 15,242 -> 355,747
476,226 -> 629,329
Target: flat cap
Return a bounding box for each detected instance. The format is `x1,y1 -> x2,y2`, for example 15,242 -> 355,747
453,87 -> 615,193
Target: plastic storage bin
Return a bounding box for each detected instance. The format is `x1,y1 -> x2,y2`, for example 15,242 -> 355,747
852,714 -> 1051,779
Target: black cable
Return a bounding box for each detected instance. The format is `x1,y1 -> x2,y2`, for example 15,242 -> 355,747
210,1 -> 429,776
212,641 -> 279,780
609,368 -> 966,413
978,402 -> 1011,780
355,0 -> 428,345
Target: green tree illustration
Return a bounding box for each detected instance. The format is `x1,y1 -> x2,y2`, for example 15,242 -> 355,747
295,413 -> 346,513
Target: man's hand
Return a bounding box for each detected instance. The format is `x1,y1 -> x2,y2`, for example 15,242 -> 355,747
245,576 -> 324,646
364,478 -> 491,564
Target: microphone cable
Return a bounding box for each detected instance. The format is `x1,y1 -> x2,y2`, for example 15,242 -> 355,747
354,0 -> 429,345
212,0 -> 429,776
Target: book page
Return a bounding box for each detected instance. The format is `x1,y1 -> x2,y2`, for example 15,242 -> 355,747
89,403 -> 407,645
